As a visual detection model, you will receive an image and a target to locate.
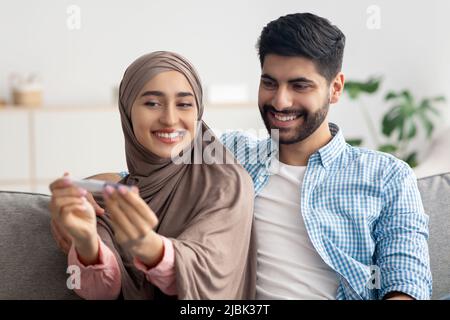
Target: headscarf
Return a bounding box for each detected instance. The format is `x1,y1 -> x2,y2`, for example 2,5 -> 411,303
95,51 -> 256,299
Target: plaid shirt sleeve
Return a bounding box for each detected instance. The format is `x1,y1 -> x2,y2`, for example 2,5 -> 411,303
374,161 -> 432,300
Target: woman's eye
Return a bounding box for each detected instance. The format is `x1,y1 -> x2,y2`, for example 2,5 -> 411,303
144,101 -> 160,107
178,103 -> 193,108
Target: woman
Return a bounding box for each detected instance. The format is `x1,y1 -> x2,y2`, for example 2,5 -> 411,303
49,51 -> 256,299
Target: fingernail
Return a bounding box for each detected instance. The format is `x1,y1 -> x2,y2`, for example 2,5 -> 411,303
105,185 -> 114,195
102,190 -> 109,200
78,188 -> 87,196
118,186 -> 128,195
132,186 -> 139,193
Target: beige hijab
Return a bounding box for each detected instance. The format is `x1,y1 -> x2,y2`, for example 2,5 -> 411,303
95,51 -> 256,299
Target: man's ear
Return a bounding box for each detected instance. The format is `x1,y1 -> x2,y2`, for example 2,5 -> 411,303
329,72 -> 345,104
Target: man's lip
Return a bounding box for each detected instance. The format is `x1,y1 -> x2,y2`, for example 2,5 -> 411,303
269,110 -> 304,117
267,111 -> 304,128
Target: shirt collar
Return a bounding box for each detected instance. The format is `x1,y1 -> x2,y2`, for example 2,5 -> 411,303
266,122 -> 346,169
316,122 -> 346,169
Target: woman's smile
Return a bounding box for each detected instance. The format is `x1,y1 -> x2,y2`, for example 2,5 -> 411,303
151,128 -> 187,144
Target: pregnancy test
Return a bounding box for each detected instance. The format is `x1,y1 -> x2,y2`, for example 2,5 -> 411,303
71,178 -> 129,194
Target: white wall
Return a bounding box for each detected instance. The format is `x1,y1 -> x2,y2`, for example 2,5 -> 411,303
1,0 -> 449,175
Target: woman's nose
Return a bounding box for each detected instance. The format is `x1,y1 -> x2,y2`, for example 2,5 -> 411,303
159,105 -> 179,126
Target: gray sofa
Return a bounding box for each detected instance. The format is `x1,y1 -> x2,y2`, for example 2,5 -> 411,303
0,173 -> 449,299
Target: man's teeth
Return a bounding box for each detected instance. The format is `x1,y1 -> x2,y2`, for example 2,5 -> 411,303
273,113 -> 300,121
155,132 -> 184,139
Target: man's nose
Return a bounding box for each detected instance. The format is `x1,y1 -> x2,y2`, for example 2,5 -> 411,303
271,86 -> 293,111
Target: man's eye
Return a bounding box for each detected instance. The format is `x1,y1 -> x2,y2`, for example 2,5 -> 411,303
262,80 -> 276,89
293,84 -> 309,90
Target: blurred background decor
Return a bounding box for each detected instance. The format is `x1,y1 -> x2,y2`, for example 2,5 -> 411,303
0,0 -> 449,192
10,73 -> 43,107
344,77 -> 446,167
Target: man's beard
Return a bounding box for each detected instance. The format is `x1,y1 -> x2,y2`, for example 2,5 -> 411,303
259,100 -> 329,145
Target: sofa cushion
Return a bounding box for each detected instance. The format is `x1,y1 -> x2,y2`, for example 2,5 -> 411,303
0,172 -> 449,299
0,191 -> 80,299
417,172 -> 450,299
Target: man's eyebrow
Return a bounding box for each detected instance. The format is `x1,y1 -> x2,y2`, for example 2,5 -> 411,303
288,77 -> 315,85
261,74 -> 315,85
261,74 -> 277,82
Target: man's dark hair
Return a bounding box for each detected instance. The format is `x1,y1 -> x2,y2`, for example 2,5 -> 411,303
257,13 -> 346,83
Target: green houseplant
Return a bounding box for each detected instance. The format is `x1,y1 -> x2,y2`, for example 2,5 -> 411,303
343,77 -> 446,167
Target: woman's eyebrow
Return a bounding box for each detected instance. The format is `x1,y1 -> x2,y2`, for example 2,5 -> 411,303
140,91 -> 193,98
176,92 -> 193,98
141,90 -> 164,97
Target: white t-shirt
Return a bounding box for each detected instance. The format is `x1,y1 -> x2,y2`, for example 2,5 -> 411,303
254,157 -> 339,299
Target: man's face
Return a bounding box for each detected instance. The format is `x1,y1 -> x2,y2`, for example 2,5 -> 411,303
258,54 -> 331,145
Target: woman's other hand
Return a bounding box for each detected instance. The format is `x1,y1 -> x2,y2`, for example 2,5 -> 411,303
103,185 -> 163,268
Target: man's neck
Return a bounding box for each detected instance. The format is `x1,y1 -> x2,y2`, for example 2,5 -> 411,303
278,121 -> 333,166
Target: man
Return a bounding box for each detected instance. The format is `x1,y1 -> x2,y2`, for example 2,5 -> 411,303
52,13 -> 432,300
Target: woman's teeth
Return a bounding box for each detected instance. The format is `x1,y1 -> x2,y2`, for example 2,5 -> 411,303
154,131 -> 184,139
273,113 -> 300,121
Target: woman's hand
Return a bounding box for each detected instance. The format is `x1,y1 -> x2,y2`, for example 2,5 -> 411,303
49,174 -> 99,265
103,185 -> 163,268
49,173 -> 106,254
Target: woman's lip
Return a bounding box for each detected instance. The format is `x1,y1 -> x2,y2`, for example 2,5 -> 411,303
152,130 -> 186,145
152,133 -> 183,144
152,128 -> 180,134
267,111 -> 304,128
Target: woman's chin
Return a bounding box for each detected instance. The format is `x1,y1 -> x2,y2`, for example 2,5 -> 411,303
149,138 -> 190,159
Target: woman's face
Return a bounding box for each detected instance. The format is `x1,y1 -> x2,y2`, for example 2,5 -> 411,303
131,70 -> 199,159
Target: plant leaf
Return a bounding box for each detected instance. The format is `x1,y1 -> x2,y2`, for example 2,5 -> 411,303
382,106 -> 403,137
346,138 -> 363,146
378,144 -> 398,153
385,91 -> 398,101
404,152 -> 418,168
406,121 -> 417,139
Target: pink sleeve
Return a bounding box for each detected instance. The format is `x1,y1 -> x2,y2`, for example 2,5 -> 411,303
134,236 -> 177,296
68,236 -> 122,300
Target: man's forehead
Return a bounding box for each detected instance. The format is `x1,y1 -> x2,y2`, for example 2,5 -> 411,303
261,54 -> 322,82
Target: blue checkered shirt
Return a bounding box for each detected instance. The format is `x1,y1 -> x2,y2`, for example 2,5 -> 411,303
219,122 -> 432,300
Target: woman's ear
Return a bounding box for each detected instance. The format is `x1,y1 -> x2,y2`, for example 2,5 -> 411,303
329,72 -> 345,104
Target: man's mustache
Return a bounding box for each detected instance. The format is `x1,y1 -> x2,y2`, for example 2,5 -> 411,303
262,104 -> 306,117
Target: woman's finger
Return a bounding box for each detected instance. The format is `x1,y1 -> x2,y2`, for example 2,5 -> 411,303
116,186 -> 159,227
50,196 -> 84,220
50,220 -> 72,254
49,173 -> 72,192
85,192 -> 105,215
104,188 -> 137,240
115,194 -> 151,237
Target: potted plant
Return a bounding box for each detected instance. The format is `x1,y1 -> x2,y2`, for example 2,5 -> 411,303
343,77 -> 446,167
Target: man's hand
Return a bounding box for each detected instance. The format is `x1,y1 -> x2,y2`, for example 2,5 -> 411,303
384,292 -> 414,300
